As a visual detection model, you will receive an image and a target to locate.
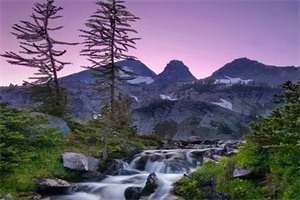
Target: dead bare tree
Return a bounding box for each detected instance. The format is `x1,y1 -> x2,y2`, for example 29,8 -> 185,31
80,0 -> 140,114
1,0 -> 77,107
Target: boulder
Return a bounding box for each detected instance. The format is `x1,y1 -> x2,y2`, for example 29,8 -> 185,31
81,171 -> 105,181
35,178 -> 70,195
62,152 -> 100,172
30,112 -> 71,135
15,192 -> 42,200
131,155 -> 149,171
124,187 -> 143,200
233,167 -> 251,178
104,159 -> 127,175
0,193 -> 13,200
141,173 -> 159,197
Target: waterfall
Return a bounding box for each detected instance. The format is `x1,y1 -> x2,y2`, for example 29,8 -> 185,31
49,148 -> 225,200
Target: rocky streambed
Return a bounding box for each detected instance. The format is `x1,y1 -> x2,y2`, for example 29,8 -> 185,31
43,140 -> 244,200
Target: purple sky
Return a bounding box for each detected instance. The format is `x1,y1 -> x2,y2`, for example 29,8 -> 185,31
0,0 -> 299,86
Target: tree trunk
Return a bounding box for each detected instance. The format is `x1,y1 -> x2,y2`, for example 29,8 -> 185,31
110,0 -> 116,115
44,9 -> 60,106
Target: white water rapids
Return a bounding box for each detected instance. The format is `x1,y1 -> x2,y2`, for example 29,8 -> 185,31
50,148 -> 224,200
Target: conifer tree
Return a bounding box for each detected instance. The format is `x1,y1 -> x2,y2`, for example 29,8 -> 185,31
1,0 -> 77,107
80,0 -> 140,114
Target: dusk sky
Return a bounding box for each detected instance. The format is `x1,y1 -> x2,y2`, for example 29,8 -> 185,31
0,0 -> 299,86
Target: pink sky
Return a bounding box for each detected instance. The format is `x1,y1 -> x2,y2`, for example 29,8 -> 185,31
0,0 -> 299,86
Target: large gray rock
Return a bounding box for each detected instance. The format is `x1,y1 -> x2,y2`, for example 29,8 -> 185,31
233,167 -> 251,178
35,178 -> 70,195
124,187 -> 143,200
62,152 -> 100,172
31,112 -> 71,135
141,173 -> 159,197
104,159 -> 127,175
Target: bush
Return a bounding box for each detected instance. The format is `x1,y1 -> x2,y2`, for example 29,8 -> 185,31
31,85 -> 69,117
174,161 -> 223,199
217,179 -> 265,200
0,104 -> 71,195
174,82 -> 300,200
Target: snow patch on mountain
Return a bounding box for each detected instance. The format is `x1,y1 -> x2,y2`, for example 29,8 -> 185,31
214,75 -> 252,85
128,76 -> 154,84
212,98 -> 233,110
130,95 -> 139,102
160,94 -> 178,101
119,66 -> 154,84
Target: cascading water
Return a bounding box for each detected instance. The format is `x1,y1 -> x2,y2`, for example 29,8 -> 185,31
49,148 -> 224,200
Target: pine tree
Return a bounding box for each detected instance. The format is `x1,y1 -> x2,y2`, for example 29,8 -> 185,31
80,0 -> 140,114
1,0 -> 77,107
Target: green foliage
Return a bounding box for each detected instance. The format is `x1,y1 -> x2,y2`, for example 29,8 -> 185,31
282,178 -> 300,200
217,179 -> 265,200
174,161 -> 223,200
174,158 -> 266,200
0,104 -> 71,195
0,95 -> 162,197
237,82 -> 300,198
175,82 -> 300,200
65,118 -> 161,159
174,178 -> 206,200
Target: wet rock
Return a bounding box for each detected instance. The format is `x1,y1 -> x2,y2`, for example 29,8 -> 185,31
141,173 -> 159,197
149,153 -> 164,162
165,160 -> 190,173
62,152 -> 100,172
132,155 -> 149,171
233,167 -> 251,178
35,178 -> 70,195
119,169 -> 141,175
124,187 -> 143,200
81,171 -> 105,181
202,139 -> 219,145
104,159 -> 127,175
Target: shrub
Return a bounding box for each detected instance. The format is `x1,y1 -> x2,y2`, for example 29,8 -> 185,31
217,179 -> 265,200
0,104 -> 70,195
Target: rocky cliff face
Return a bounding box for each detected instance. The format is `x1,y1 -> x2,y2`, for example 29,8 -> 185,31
0,58 -> 298,140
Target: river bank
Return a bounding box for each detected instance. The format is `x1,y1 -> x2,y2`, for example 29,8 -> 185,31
42,140 -> 243,200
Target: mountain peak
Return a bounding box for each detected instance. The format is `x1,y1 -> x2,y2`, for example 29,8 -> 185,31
209,58 -> 300,85
154,60 -> 196,85
165,60 -> 189,71
231,57 -> 259,65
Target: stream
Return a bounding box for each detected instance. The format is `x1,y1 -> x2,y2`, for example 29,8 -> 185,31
49,144 -> 235,200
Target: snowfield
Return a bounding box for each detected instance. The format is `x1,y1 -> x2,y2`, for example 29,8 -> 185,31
160,94 -> 178,101
130,95 -> 139,102
119,66 -> 154,84
128,76 -> 154,84
214,75 -> 252,85
212,98 -> 233,110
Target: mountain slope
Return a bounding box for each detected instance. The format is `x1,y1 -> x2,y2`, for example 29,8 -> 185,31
209,57 -> 300,85
132,100 -> 251,140
0,58 -> 297,140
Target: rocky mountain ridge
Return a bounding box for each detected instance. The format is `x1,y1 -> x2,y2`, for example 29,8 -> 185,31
0,57 -> 298,140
